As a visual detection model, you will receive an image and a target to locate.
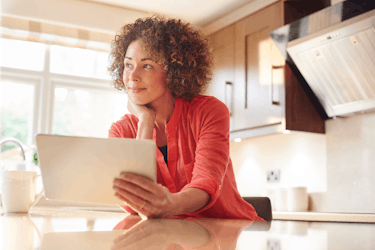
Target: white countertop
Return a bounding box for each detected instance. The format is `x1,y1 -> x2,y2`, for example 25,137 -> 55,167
2,206 -> 375,249
272,211 -> 375,223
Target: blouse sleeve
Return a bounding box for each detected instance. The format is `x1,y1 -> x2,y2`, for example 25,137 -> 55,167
180,97 -> 231,215
108,114 -> 137,139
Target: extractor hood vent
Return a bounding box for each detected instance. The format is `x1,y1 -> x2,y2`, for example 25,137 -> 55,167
271,0 -> 375,118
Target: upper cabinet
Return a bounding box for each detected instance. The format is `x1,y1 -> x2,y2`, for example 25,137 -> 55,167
233,2 -> 284,137
206,24 -> 235,129
206,0 -> 327,140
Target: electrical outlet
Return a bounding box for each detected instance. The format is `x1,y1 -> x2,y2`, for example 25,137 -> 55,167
267,239 -> 280,250
267,170 -> 280,182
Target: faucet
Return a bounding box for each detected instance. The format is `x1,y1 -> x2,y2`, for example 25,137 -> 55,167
0,137 -> 26,161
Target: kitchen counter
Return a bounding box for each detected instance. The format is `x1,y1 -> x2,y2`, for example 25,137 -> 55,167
273,211 -> 375,223
1,206 -> 375,249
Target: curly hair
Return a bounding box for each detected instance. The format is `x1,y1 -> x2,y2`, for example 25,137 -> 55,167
108,16 -> 212,100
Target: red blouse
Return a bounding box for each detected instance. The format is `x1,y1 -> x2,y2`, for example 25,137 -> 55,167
108,95 -> 263,220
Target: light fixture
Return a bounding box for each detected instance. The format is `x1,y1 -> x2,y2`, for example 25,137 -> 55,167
234,138 -> 242,142
283,130 -> 291,134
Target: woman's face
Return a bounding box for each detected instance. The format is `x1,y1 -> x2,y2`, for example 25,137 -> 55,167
123,40 -> 171,106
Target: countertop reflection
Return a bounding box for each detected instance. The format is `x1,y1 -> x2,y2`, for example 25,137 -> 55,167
1,206 -> 374,249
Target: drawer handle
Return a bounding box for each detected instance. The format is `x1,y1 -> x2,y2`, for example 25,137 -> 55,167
225,81 -> 233,116
271,65 -> 283,106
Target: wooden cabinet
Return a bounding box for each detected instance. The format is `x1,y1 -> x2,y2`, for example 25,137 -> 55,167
232,2 -> 284,138
206,0 -> 327,140
206,24 -> 235,129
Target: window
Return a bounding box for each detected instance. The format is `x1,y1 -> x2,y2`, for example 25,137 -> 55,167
1,78 -> 36,151
52,86 -> 128,138
50,45 -> 111,79
0,38 -> 46,71
1,38 -> 128,155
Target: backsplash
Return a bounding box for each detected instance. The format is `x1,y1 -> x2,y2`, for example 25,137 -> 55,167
230,131 -> 327,196
231,111 -> 375,213
310,112 -> 375,213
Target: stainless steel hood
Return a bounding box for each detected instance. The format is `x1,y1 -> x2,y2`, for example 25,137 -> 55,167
270,0 -> 375,118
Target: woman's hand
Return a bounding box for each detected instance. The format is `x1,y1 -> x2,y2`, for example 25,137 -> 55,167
113,173 -> 174,218
127,99 -> 155,140
127,98 -> 155,124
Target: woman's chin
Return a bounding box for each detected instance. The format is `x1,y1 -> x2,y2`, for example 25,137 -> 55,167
133,101 -> 149,106
129,97 -> 148,106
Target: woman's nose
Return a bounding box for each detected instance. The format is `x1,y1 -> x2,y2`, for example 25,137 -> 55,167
128,66 -> 140,81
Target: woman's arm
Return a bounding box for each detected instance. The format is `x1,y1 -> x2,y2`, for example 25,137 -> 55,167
171,188 -> 209,215
178,97 -> 231,215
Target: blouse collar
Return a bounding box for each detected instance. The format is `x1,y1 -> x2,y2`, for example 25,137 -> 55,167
166,97 -> 183,134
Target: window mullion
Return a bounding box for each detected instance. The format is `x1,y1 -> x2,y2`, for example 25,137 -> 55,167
38,44 -> 52,135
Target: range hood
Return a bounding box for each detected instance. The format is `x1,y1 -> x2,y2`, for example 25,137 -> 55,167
270,0 -> 375,118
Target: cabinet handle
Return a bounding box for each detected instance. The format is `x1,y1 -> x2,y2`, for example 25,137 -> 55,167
271,65 -> 283,106
225,81 -> 233,116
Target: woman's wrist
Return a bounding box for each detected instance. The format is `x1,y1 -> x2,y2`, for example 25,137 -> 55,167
170,188 -> 210,216
136,119 -> 154,140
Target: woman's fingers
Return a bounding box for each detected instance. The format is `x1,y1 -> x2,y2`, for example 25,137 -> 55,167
118,174 -> 173,207
113,183 -> 161,215
114,184 -> 145,206
113,173 -> 175,217
119,173 -> 159,194
113,178 -> 154,202
113,182 -> 164,216
127,99 -> 156,122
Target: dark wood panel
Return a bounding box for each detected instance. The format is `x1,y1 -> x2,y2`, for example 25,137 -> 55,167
283,0 -> 331,24
285,63 -> 325,133
282,0 -> 330,134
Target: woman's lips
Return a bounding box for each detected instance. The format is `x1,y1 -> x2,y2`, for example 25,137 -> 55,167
128,87 -> 146,93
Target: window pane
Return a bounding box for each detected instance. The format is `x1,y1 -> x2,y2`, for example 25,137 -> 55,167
52,87 -> 128,138
0,38 -> 46,71
1,80 -> 35,152
50,45 -> 111,80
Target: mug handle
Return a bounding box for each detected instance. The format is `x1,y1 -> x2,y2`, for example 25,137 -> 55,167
30,175 -> 44,208
27,214 -> 43,244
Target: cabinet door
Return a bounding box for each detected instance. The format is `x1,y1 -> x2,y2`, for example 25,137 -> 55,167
233,2 -> 285,133
206,24 -> 235,128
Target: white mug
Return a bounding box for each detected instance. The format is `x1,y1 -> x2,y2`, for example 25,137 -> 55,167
286,187 -> 308,212
1,170 -> 44,213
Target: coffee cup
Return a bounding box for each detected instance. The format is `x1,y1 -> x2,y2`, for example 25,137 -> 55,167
286,187 -> 308,212
1,170 -> 44,213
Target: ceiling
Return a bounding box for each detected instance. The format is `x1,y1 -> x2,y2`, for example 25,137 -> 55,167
87,0 -> 257,27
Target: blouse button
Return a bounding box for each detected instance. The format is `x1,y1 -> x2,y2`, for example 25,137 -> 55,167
219,185 -> 222,190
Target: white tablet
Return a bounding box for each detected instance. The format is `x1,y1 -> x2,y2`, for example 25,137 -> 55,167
35,134 -> 156,205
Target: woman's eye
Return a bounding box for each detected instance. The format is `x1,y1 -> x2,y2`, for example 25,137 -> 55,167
125,63 -> 133,68
144,64 -> 152,69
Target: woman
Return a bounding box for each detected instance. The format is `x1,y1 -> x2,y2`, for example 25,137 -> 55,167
108,16 -> 263,220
